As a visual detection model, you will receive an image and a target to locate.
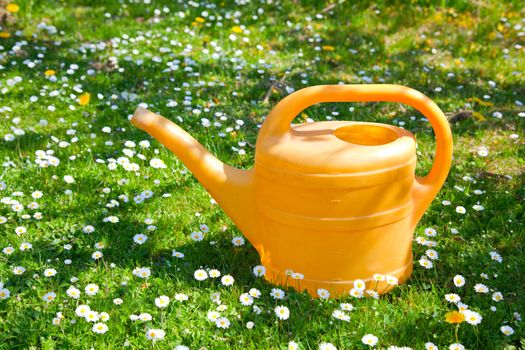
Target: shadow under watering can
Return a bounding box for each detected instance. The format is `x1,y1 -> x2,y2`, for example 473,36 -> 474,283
130,84 -> 453,298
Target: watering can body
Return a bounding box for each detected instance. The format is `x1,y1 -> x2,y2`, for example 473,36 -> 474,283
131,85 -> 453,298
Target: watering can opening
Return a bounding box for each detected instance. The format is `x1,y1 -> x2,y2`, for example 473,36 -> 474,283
333,124 -> 400,146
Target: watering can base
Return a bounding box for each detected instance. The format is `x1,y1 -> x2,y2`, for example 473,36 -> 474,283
263,262 -> 413,299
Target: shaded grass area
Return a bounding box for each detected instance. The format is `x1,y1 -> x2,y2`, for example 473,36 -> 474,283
0,0 -> 523,349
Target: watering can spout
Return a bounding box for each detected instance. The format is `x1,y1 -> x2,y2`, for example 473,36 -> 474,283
131,107 -> 257,241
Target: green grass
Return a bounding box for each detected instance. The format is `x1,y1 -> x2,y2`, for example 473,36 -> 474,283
0,0 -> 524,349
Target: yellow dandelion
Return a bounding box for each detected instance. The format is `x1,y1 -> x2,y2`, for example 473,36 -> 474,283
322,45 -> 335,51
44,69 -> 56,76
195,16 -> 205,23
78,92 -> 90,106
231,26 -> 243,34
6,3 -> 20,13
0,32 -> 11,39
445,311 -> 465,324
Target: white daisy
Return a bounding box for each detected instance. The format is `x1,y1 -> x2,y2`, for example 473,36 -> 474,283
221,275 -> 234,286
85,283 -> 99,296
275,305 -> 290,320
317,288 -> 330,299
362,334 -> 378,346
155,295 -> 170,308
92,322 -> 108,334
216,317 -> 230,329
194,269 -> 208,281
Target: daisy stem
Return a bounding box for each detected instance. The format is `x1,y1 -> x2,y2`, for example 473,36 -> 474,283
454,324 -> 459,344
337,320 -> 342,347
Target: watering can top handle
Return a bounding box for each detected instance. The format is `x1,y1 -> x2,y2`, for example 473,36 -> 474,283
260,84 -> 453,216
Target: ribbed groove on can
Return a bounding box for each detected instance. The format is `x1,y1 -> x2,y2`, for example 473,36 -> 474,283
255,157 -> 417,188
257,200 -> 412,231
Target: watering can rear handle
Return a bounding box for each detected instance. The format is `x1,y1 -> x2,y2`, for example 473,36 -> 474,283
260,84 -> 453,226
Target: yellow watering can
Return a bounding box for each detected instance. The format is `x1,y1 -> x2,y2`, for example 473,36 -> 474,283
131,85 -> 453,298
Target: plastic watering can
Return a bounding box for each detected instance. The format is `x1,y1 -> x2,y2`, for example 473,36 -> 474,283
131,85 -> 453,298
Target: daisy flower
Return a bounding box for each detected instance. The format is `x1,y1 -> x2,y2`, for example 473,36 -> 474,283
175,293 -> 188,302
92,323 -> 108,334
489,251 -> 502,263
20,242 -> 32,250
332,310 -> 350,322
373,274 -> 385,282
353,279 -> 366,290
239,293 -> 254,306
216,317 -> 230,329
42,292 -> 56,303
456,302 -> 469,312
500,325 -> 514,336
172,251 -> 185,258
0,287 -> 10,299
194,269 -> 208,281
270,288 -> 285,300
319,343 -> 337,350
207,311 -> 220,322
492,291 -> 503,302
13,266 -> 26,275
445,293 -> 461,303
252,265 -> 266,277
275,305 -> 290,320
474,283 -> 489,293
319,342 -> 337,350
85,310 -> 100,322
386,275 -> 398,285
66,286 -> 81,299
362,334 -> 378,346
424,227 -> 437,237
190,231 -> 203,241
231,236 -> 245,246
91,251 -> 103,260
249,288 -> 261,298
221,275 -> 234,286
133,267 -> 151,279
75,305 -> 90,317
3,246 -> 15,255
85,284 -> 99,296
150,158 -> 167,169
425,342 -> 438,350
317,288 -> 330,299
291,272 -> 304,280
209,269 -> 221,278
145,328 -> 165,341
83,225 -> 95,234
453,275 -> 465,287
455,206 -> 466,214
349,288 -> 364,298
448,343 -> 465,350
288,341 -> 298,350
139,313 -> 152,321
133,234 -> 148,244
155,295 -> 170,308
462,310 -> 482,325
425,249 -> 439,260
419,257 -> 433,269
340,303 -> 354,311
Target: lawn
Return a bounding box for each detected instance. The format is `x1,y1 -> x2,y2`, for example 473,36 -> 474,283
0,0 -> 523,349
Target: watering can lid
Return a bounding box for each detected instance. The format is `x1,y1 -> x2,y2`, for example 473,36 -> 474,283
255,120 -> 416,175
